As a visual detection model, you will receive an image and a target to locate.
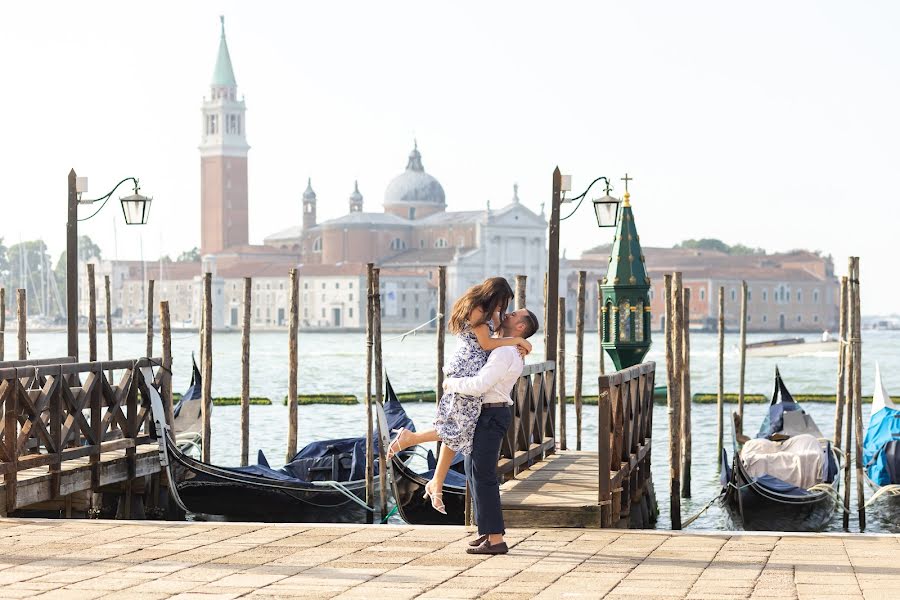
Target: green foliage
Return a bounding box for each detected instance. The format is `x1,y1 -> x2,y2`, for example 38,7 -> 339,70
7,240 -> 56,316
177,247 -> 201,262
0,237 -> 8,285
674,238 -> 765,255
396,390 -> 436,403
284,394 -> 358,405
691,393 -> 873,404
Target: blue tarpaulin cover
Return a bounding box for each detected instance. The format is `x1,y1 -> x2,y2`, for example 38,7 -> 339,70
864,407 -> 900,486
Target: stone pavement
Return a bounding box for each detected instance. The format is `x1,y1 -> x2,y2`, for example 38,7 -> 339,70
0,518 -> 897,600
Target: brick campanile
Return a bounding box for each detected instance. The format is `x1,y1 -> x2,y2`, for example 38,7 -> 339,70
199,16 -> 250,255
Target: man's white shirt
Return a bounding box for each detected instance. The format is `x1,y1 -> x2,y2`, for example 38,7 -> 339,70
443,346 -> 524,406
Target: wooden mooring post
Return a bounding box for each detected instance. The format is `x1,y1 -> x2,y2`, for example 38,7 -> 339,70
557,297 -> 566,451
515,274 -> 526,310
833,276 -> 848,449
201,272 -> 212,463
241,277 -> 251,467
664,274 -> 682,529
16,289 -> 25,360
160,300 -> 175,431
146,279 -> 154,358
542,273 -> 549,358
104,275 -> 113,381
436,266 -> 447,408
574,271 -> 586,451
717,286 -> 725,469
681,286 -> 691,499
365,264 -> 375,523
87,264 -> 97,361
849,257 -> 865,530
737,280 -> 748,433
841,273 -> 852,530
596,280 -> 605,375
0,287 -> 5,361
372,267 -> 388,519
287,268 -> 299,462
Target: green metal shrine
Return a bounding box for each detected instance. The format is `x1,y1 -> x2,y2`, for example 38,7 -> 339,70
600,189 -> 652,370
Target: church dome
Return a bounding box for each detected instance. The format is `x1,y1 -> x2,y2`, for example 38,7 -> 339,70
384,143 -> 446,209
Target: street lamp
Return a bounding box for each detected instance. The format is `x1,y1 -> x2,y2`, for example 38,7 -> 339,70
545,170 -> 619,362
67,169 -> 152,358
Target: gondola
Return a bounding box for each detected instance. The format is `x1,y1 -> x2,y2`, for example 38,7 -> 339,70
863,363 -> 900,504
380,377 -> 467,525
146,368 -> 416,523
722,368 -> 840,531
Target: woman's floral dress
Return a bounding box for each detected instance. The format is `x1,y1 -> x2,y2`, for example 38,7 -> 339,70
433,321 -> 493,456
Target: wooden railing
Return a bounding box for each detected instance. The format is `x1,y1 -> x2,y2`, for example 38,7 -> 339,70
0,357 -> 169,513
598,361 -> 656,528
498,360 -> 556,478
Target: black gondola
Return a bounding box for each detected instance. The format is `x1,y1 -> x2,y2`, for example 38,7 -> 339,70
722,368 -> 840,531
146,370 -> 416,523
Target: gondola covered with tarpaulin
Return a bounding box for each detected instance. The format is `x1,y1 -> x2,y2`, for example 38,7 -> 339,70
863,363 -> 900,504
722,368 -> 840,531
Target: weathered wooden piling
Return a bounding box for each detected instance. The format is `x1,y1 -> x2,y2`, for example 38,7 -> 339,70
833,277 -> 848,449
104,275 -> 113,380
287,268 -> 299,462
515,274 -> 527,310
557,297 -> 567,451
597,281 -> 606,376
850,257 -> 865,530
0,287 -> 5,361
681,287 -> 691,499
737,280 -> 748,432
664,274 -> 682,529
372,268 -> 388,518
436,266 -> 447,405
160,300 -> 175,430
241,277 -> 251,467
146,279 -> 154,358
574,271 -> 586,451
841,273 -> 852,530
16,289 -> 25,360
717,286 -> 725,468
201,272 -> 212,462
365,264 -> 375,523
543,273 -> 549,357
87,264 -> 97,361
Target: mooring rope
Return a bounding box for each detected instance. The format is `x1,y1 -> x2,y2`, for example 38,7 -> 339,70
681,493 -> 724,528
383,314 -> 443,343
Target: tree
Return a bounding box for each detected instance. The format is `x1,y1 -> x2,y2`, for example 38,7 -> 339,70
7,240 -> 54,316
674,238 -> 765,255
177,247 -> 201,262
0,237 -> 9,286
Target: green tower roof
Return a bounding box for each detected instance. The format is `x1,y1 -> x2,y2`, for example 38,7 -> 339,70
604,192 -> 649,287
212,16 -> 237,87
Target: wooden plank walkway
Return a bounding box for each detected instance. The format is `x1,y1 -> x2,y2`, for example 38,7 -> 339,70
500,451 -> 603,528
0,444 -> 160,513
0,518 -> 896,599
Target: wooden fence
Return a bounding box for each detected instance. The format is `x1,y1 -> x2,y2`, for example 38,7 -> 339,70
598,361 -> 656,528
0,356 -> 168,514
498,360 -> 556,478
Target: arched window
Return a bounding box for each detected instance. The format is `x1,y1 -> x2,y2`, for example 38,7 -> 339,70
619,300 -> 631,342
435,238 -> 448,248
813,289 -> 820,304
390,238 -> 407,251
634,300 -> 644,342
312,237 -> 322,253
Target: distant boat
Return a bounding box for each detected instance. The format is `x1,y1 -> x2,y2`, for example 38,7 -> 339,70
722,368 -> 840,531
744,337 -> 839,357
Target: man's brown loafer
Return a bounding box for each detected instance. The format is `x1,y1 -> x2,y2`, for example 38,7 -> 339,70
465,540 -> 508,555
468,534 -> 488,547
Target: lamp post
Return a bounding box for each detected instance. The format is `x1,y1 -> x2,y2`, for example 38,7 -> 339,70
545,169 -> 619,362
67,169 -> 152,358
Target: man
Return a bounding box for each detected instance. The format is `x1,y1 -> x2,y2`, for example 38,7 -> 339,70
443,307 -> 540,555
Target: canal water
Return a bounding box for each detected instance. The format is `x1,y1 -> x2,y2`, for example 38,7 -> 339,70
21,328 -> 900,532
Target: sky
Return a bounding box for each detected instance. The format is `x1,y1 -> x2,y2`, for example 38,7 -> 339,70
1,1 -> 898,313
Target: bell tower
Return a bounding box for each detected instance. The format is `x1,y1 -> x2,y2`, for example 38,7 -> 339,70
200,16 -> 250,255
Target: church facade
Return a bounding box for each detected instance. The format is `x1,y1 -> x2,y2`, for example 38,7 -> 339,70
84,18 -> 547,331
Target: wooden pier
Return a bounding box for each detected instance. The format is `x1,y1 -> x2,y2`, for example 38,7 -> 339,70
500,362 -> 656,529
0,356 -> 167,517
0,518 -> 895,599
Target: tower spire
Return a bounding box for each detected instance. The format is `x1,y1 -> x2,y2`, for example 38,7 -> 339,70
212,15 -> 237,87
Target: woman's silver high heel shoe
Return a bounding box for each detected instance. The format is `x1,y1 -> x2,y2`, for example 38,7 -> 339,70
423,479 -> 447,515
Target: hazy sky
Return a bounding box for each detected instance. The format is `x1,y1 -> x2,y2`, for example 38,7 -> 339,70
2,2 -> 898,312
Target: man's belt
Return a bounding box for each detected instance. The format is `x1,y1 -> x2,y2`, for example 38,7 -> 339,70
482,401 -> 509,408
